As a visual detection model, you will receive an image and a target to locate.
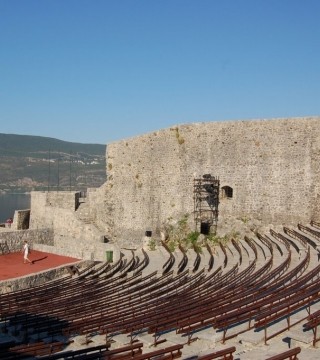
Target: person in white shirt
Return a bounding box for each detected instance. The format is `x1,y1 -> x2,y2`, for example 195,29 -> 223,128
22,240 -> 32,264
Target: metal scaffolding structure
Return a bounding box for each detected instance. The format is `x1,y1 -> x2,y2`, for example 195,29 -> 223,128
193,175 -> 220,233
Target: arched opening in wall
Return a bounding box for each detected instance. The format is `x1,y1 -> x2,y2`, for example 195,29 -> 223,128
221,186 -> 233,199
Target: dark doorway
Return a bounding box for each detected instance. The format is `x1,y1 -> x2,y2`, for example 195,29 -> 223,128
200,222 -> 210,235
221,186 -> 233,199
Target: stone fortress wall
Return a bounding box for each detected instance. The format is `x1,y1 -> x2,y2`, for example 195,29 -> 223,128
23,117 -> 320,252
28,189 -> 118,261
3,118 -> 319,288
103,117 -> 320,245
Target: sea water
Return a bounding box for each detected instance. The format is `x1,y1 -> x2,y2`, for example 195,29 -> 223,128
0,193 -> 31,223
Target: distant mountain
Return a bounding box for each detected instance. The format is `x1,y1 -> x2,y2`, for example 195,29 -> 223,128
0,133 -> 106,193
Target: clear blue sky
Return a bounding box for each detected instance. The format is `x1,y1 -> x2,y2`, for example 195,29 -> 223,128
1,0 -> 319,144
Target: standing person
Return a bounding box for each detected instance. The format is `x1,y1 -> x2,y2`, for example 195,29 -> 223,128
22,240 -> 32,264
6,218 -> 13,228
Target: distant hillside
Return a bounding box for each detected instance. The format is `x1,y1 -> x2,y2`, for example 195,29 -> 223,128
0,133 -> 106,193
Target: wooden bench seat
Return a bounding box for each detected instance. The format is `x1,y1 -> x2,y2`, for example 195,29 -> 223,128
197,346 -> 236,360
3,340 -> 67,358
208,257 -> 309,343
125,343 -> 183,360
193,244 -> 201,272
206,243 -> 214,271
231,239 -> 242,265
37,342 -> 143,360
303,308 -> 320,346
264,346 -> 301,360
162,241 -> 176,275
175,257 -> 282,336
177,245 -> 188,274
255,277 -> 320,343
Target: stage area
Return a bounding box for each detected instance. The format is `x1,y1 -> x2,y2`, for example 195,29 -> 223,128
0,250 -> 80,280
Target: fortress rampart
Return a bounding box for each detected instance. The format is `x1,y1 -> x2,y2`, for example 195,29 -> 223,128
104,117 -> 320,244
29,190 -> 118,261
25,117 -> 320,250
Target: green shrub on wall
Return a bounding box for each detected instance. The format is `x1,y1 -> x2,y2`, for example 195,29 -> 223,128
161,214 -> 199,251
207,229 -> 240,245
160,213 -> 244,252
148,238 -> 156,251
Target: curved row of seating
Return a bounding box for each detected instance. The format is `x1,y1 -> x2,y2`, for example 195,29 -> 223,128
1,222 -> 320,359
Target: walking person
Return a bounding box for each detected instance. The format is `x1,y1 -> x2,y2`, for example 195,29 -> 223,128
22,240 -> 32,264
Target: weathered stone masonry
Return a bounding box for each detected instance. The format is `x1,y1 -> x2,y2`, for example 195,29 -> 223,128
29,190 -> 118,261
104,117 -> 320,244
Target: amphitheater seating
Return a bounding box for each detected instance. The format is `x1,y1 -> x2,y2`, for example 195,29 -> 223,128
178,245 -> 188,274
303,308 -> 320,346
264,347 -> 301,360
219,242 -> 228,268
125,344 -> 183,360
310,220 -> 320,230
196,346 -> 236,360
231,238 -> 242,265
0,340 -> 69,360
133,248 -> 150,275
161,240 -> 175,274
205,243 -> 214,271
193,244 -> 201,272
295,224 -> 318,249
1,222 -> 320,359
37,342 -> 143,360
